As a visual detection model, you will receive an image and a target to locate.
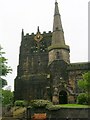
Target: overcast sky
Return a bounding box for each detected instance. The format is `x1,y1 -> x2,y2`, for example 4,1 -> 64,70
0,0 -> 88,91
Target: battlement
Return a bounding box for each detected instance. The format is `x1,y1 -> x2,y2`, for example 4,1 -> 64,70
24,31 -> 52,37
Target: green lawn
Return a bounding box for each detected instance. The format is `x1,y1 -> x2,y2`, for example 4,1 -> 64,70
59,104 -> 89,108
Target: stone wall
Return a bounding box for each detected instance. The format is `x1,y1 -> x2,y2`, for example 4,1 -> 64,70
47,108 -> 89,119
1,107 -> 89,120
27,107 -> 90,120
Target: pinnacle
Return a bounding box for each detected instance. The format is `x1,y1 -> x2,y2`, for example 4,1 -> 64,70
37,26 -> 40,33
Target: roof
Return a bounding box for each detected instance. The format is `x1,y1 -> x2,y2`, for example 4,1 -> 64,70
67,62 -> 90,71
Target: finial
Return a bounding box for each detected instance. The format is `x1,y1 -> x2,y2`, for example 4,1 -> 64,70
55,0 -> 57,3
37,26 -> 40,33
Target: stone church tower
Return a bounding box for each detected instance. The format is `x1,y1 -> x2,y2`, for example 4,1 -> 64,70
14,1 -> 89,104
49,1 -> 70,64
48,1 -> 70,104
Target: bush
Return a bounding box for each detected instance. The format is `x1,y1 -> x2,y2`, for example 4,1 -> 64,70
46,104 -> 61,110
2,90 -> 13,106
77,93 -> 88,105
14,100 -> 27,107
30,100 -> 52,108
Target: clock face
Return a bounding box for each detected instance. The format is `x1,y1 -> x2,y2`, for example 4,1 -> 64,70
34,33 -> 43,42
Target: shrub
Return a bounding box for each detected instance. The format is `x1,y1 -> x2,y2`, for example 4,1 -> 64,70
30,100 -> 52,108
77,93 -> 88,105
46,104 -> 61,110
2,90 -> 13,106
14,100 -> 27,107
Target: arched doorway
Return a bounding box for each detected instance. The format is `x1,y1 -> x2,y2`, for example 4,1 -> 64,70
59,90 -> 68,104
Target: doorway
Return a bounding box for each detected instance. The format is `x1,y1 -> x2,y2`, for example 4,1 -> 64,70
59,90 -> 68,104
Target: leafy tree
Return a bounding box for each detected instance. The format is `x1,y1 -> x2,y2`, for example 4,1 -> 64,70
77,93 -> 88,105
0,46 -> 12,88
1,78 -> 7,88
78,72 -> 90,93
2,89 -> 13,106
77,72 -> 90,105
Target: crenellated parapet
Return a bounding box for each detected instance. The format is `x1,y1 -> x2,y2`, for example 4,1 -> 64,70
21,30 -> 52,43
24,31 -> 52,37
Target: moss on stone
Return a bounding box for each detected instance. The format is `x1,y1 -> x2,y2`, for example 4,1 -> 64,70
48,44 -> 70,51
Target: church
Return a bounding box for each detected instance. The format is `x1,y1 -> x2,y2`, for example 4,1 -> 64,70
14,1 -> 89,104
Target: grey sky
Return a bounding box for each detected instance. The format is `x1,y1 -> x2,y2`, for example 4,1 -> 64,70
0,0 -> 88,91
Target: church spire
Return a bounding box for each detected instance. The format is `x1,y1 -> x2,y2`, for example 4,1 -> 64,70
54,0 -> 59,16
52,1 -> 65,45
48,1 -> 70,64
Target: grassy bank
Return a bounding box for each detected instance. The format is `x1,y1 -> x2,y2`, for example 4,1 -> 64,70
58,104 -> 89,108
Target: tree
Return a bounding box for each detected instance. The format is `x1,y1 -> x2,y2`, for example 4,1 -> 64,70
78,72 -> 90,93
77,72 -> 90,105
0,46 -> 12,88
1,78 -> 7,88
2,89 -> 13,106
77,93 -> 88,105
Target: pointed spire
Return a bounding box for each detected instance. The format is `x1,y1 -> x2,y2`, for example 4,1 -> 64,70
48,1 -> 70,64
53,1 -> 63,32
54,0 -> 59,15
52,1 -> 65,45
